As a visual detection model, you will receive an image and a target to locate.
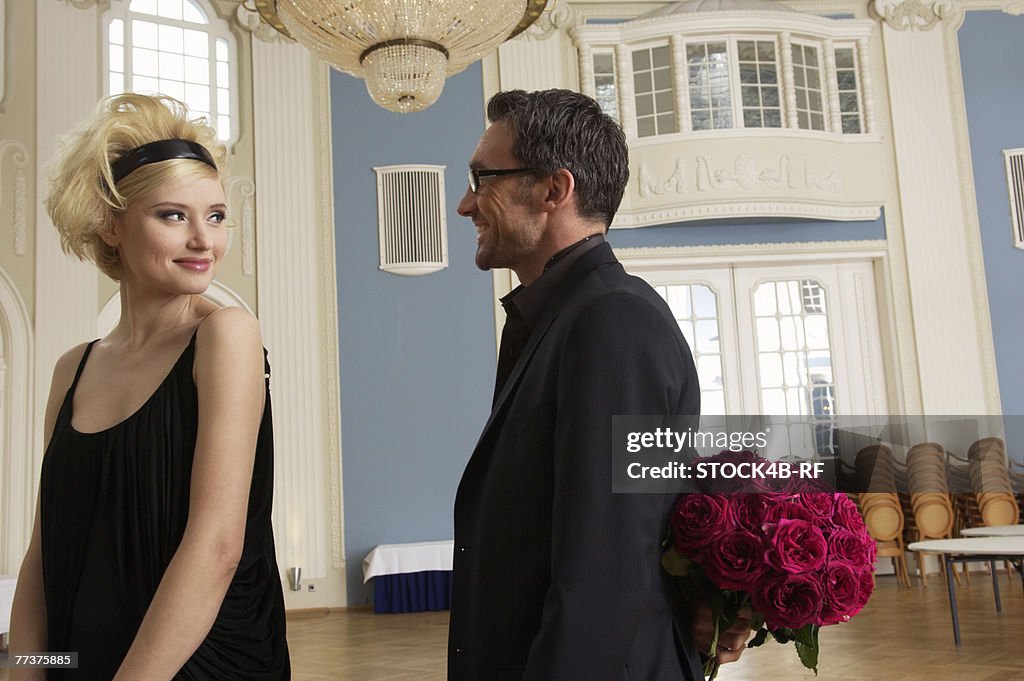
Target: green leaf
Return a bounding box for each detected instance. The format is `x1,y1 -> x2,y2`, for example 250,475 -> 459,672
770,628 -> 794,645
795,640 -> 820,674
794,625 -> 820,674
661,550 -> 694,578
750,612 -> 766,631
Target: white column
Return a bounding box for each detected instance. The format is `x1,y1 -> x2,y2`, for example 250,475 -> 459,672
874,0 -> 995,414
780,32 -> 798,129
671,35 -> 692,133
857,37 -> 878,134
31,0 -> 100,550
615,44 -> 638,140
577,42 -> 595,98
251,37 -> 345,606
823,39 -> 842,133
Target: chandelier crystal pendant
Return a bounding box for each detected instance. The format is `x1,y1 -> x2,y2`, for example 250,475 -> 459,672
257,0 -> 548,113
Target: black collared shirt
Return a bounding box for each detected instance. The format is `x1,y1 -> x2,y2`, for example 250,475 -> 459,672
492,234 -> 605,402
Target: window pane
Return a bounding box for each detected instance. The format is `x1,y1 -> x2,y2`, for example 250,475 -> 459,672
216,38 -> 228,62
758,42 -> 776,60
159,24 -> 183,53
655,90 -> 674,113
159,51 -> 184,80
133,74 -> 159,92
594,53 -> 613,73
217,115 -> 230,141
842,116 -> 861,134
183,0 -> 208,23
157,0 -> 183,21
689,87 -> 708,108
109,72 -> 125,94
759,66 -> 777,85
653,67 -> 672,91
185,82 -> 210,111
133,19 -> 158,46
110,18 -> 124,44
691,110 -> 711,130
184,29 -> 208,57
657,113 -> 677,134
739,65 -> 758,84
110,44 -> 124,72
652,45 -> 670,67
130,0 -> 158,16
637,117 -> 656,138
762,87 -> 779,107
633,48 -> 651,70
837,70 -> 857,90
835,47 -> 855,68
696,320 -> 720,353
159,79 -> 185,100
217,87 -> 230,114
744,109 -> 762,128
839,92 -> 859,113
636,93 -> 654,116
741,86 -> 760,107
764,109 -> 782,128
634,70 -> 653,94
693,285 -> 717,317
133,47 -> 159,77
185,56 -> 210,85
738,41 -> 756,61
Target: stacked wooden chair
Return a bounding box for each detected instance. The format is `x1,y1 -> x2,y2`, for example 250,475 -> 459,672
968,438 -> 1020,527
905,442 -> 956,584
853,445 -> 911,587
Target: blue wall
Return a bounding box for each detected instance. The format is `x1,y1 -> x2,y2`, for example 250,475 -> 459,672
331,71 -> 888,605
959,12 -> 1024,456
331,65 -> 495,605
609,213 -> 885,249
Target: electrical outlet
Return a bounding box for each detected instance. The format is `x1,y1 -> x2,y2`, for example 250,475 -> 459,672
307,584 -> 317,592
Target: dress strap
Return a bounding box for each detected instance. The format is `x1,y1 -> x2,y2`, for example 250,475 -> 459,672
69,340 -> 100,394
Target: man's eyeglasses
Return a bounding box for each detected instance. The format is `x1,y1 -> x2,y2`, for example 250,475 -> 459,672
467,168 -> 535,194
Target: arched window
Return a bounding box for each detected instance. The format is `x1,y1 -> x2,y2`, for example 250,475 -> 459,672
103,0 -> 239,145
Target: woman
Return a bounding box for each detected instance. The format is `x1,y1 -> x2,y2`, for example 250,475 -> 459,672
9,93 -> 290,680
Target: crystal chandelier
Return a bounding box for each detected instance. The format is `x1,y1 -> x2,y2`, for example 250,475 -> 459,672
256,0 -> 549,113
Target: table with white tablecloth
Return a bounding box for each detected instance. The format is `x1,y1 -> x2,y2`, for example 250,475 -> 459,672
362,541 -> 453,614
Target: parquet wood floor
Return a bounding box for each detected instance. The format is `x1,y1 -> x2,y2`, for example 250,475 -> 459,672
2,574 -> 1022,680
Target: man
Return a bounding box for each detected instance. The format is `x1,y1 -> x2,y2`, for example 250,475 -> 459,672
449,89 -> 749,681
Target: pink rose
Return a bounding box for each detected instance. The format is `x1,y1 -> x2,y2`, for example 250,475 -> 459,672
703,529 -> 769,591
672,494 -> 735,555
853,570 -> 875,612
762,500 -> 814,525
818,561 -> 861,625
830,494 -> 864,531
751,573 -> 824,630
828,529 -> 873,567
764,518 -> 827,574
798,493 -> 835,522
732,494 -> 766,533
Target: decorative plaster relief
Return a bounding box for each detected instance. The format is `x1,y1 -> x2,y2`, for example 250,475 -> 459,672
236,0 -> 289,43
520,3 -> 578,42
1004,3 -> 1024,14
227,176 -> 257,276
872,0 -> 954,30
0,140 -> 29,256
638,160 -> 685,197
62,0 -> 98,8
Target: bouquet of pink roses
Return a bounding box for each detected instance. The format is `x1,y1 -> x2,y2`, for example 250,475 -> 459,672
663,450 -> 876,679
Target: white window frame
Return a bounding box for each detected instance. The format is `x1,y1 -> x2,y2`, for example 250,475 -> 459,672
681,36 -> 734,133
790,38 -> 829,132
726,34 -> 784,131
630,40 -> 678,138
834,42 -> 864,135
101,0 -> 241,148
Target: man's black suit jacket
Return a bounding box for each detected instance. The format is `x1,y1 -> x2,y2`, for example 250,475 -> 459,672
449,243 -> 704,681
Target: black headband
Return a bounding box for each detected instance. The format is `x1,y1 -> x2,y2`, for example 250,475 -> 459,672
110,139 -> 217,184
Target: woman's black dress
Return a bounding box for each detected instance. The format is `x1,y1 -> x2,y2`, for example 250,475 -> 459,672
39,332 -> 290,680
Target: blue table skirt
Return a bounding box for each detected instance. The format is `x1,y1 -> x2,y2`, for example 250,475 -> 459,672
373,569 -> 452,614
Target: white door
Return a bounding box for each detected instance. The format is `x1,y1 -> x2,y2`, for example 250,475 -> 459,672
630,259 -> 888,456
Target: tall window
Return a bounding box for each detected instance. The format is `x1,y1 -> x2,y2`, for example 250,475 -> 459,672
737,40 -> 782,129
105,0 -> 237,143
834,46 -> 863,134
658,283 -> 726,416
592,52 -> 618,121
791,43 -> 825,131
632,45 -> 677,137
686,41 -> 732,131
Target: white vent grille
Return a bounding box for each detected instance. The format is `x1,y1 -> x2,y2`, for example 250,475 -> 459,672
374,164 -> 448,275
1004,148 -> 1024,250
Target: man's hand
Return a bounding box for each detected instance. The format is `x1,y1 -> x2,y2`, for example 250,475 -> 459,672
692,602 -> 754,666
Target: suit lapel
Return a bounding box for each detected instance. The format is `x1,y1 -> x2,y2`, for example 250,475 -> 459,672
470,243 -> 619,454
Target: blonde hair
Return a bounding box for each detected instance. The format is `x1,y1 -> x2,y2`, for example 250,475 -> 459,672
44,93 -> 228,280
